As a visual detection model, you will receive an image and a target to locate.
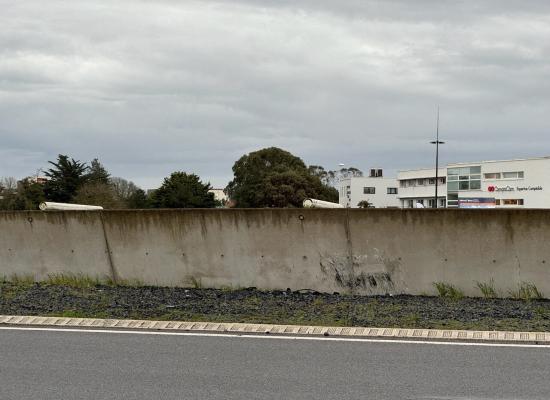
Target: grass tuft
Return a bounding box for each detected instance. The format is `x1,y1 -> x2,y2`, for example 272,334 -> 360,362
476,279 -> 497,298
433,282 -> 464,300
45,273 -> 101,288
6,273 -> 35,287
508,282 -> 544,301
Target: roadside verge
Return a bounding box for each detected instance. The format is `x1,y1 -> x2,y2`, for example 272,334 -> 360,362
1,315 -> 549,344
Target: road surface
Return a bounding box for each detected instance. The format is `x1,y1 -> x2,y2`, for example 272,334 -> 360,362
0,328 -> 549,399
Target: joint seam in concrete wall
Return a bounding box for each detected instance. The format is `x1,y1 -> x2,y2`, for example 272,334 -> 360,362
99,212 -> 119,284
344,208 -> 356,294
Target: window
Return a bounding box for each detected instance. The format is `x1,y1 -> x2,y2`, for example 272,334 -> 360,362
502,199 -> 524,205
428,199 -> 436,208
400,181 -> 406,188
447,166 -> 481,192
495,199 -> 501,206
387,187 -> 398,194
417,179 -> 425,186
407,200 -> 414,208
407,180 -> 416,187
459,181 -> 469,190
363,187 -> 375,194
439,177 -> 446,184
502,171 -> 524,179
447,193 -> 459,208
484,173 -> 501,179
470,180 -> 481,190
428,178 -> 436,185
439,199 -> 446,207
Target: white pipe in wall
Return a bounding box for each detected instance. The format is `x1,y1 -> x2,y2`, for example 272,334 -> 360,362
39,202 -> 104,211
302,198 -> 344,209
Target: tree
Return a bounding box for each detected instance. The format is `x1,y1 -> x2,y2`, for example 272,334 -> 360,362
43,155 -> 89,202
227,147 -> 339,208
110,177 -> 139,200
357,200 -> 374,208
151,172 -> 216,208
126,188 -> 151,209
73,182 -> 123,209
309,165 -> 364,187
0,177 -> 45,210
87,158 -> 110,184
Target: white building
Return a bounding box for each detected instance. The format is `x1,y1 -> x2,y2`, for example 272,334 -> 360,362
445,157 -> 550,208
209,188 -> 228,204
397,168 -> 447,208
338,169 -> 400,208
342,156 -> 550,209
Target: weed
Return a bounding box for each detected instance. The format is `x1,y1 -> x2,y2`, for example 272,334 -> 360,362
476,279 -> 497,298
115,278 -> 145,287
45,273 -> 101,288
508,282 -> 544,301
189,277 -> 202,289
403,313 -> 421,326
433,282 -> 464,299
7,273 -> 35,287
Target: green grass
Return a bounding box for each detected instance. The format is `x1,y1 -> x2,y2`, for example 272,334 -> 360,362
508,282 -> 544,301
433,282 -> 464,299
45,273 -> 102,288
4,273 -> 35,287
476,279 -> 497,298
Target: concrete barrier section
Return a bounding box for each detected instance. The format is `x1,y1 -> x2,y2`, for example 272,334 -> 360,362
1,209 -> 549,297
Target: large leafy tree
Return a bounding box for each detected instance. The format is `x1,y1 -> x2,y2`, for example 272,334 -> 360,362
43,155 -> 89,202
151,172 -> 216,208
226,147 -> 338,207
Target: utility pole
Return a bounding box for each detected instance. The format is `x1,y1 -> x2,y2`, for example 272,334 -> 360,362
430,107 -> 445,208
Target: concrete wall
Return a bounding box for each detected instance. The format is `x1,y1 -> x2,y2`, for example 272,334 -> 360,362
1,209 -> 549,297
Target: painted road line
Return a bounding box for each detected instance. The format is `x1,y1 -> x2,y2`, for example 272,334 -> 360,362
1,326 -> 550,348
0,315 -> 548,344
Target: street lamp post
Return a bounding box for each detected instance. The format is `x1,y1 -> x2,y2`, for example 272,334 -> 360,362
430,107 -> 445,208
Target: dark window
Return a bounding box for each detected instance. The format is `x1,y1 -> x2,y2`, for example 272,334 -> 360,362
363,187 -> 375,194
387,187 -> 398,194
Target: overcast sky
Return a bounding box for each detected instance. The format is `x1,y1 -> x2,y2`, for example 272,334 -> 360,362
1,0 -> 549,188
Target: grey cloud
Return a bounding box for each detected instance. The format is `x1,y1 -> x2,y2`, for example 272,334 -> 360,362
0,0 -> 549,188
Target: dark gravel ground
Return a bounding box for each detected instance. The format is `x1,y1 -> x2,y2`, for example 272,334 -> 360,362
1,282 -> 550,331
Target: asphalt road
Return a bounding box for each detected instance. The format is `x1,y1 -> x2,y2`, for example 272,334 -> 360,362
1,329 -> 549,400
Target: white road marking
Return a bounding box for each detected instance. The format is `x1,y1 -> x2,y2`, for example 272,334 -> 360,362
0,326 -> 549,348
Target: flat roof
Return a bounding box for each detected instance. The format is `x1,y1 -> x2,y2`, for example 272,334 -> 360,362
448,155 -> 550,167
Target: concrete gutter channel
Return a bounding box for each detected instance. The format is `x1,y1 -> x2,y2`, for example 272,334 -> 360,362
1,315 -> 550,344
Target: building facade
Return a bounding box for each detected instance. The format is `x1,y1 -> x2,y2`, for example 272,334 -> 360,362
445,157 -> 550,208
340,156 -> 550,209
397,168 -> 447,208
338,169 -> 400,208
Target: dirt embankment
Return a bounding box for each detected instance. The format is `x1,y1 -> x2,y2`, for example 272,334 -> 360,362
1,283 -> 550,332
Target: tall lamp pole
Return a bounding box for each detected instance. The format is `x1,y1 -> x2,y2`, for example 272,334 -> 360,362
430,107 -> 445,208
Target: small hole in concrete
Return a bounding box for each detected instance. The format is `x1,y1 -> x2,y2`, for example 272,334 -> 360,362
543,260 -> 546,264
444,258 -> 448,262
71,249 -> 74,253
221,254 -> 224,257
492,259 -> 496,263
27,217 -> 33,223
298,215 -> 304,220
303,255 -> 307,260
145,252 -> 149,256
